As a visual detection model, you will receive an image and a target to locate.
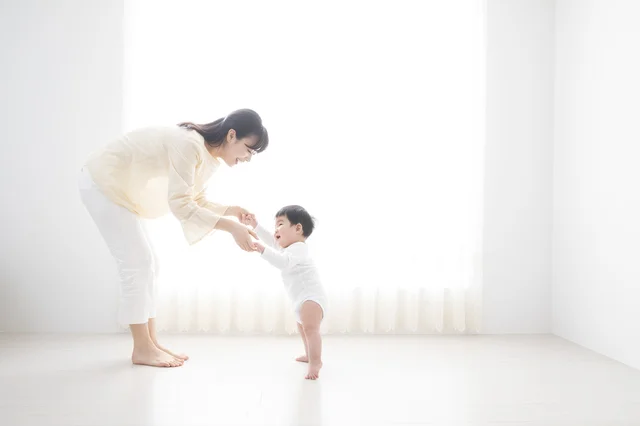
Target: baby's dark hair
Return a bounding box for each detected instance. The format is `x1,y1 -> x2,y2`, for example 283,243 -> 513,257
275,205 -> 315,238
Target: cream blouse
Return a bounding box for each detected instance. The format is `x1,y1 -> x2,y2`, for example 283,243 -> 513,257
85,125 -> 228,245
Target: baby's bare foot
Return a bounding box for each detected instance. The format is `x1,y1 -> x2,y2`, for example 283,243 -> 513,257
296,355 -> 309,363
155,343 -> 189,361
305,362 -> 322,380
132,346 -> 184,368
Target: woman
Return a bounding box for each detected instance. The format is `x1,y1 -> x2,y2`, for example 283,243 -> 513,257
79,109 -> 268,367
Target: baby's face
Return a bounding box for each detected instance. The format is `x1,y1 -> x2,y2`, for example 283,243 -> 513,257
273,216 -> 303,248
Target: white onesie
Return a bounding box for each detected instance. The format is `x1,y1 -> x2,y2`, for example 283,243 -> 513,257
255,225 -> 327,324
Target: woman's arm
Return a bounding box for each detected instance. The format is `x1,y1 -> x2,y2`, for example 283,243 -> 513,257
194,190 -> 251,221
242,215 -> 278,249
225,205 -> 253,220
167,140 -> 257,250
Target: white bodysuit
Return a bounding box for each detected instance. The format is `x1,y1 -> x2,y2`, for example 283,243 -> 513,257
255,225 -> 327,324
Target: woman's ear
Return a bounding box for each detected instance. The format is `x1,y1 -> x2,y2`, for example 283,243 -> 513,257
227,129 -> 236,142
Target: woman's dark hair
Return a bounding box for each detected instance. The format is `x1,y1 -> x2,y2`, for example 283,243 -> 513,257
178,108 -> 269,153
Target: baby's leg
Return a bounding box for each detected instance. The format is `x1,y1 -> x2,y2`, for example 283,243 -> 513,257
296,323 -> 310,363
299,301 -> 323,380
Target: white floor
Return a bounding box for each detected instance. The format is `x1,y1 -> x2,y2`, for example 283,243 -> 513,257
1,334 -> 639,426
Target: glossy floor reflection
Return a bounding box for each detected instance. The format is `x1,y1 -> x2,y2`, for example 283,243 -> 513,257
1,334 -> 639,425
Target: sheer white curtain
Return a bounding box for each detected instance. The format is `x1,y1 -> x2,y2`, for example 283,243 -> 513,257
124,0 -> 485,334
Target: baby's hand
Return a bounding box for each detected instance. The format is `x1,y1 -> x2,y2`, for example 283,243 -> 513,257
253,241 -> 265,254
241,213 -> 258,228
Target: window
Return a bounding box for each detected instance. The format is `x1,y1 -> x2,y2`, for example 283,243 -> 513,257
125,0 -> 485,334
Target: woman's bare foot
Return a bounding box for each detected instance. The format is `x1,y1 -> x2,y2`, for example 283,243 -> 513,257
155,343 -> 189,361
147,319 -> 189,361
296,355 -> 309,363
132,346 -> 184,368
305,362 -> 322,380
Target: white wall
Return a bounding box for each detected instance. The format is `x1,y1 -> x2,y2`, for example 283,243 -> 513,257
0,0 -> 555,333
0,0 -> 124,332
553,0 -> 640,369
2,0 -> 632,360
483,0 -> 555,333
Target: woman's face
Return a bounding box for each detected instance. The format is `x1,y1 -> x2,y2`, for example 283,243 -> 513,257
220,130 -> 259,167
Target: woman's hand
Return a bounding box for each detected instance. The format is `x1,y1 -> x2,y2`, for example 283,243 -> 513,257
227,206 -> 252,222
230,222 -> 259,252
241,213 -> 258,229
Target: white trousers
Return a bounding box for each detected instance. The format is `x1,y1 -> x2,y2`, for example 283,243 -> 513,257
78,167 -> 159,325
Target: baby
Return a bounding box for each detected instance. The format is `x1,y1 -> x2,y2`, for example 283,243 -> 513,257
242,205 -> 327,380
